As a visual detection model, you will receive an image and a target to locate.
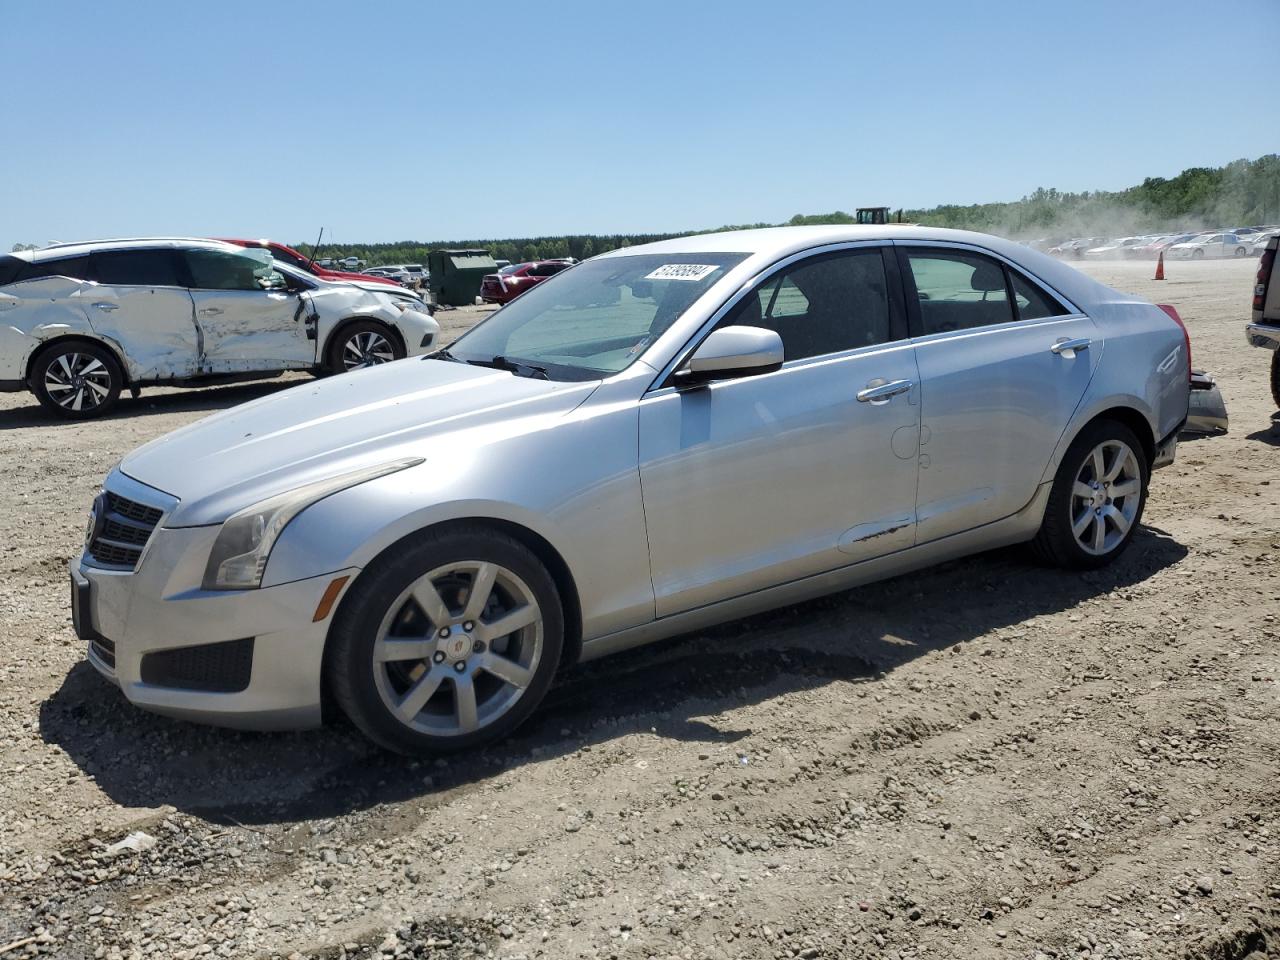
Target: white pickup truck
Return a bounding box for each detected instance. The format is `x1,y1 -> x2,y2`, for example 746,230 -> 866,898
1247,234 -> 1280,408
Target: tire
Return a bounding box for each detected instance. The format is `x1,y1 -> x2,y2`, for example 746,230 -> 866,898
1193,249 -> 1205,260
1270,351 -> 1280,411
1031,419 -> 1149,570
327,320 -> 404,373
326,526 -> 564,755
30,341 -> 123,419
1234,246 -> 1248,258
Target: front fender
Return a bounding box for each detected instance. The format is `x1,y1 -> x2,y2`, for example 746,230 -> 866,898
261,398 -> 657,641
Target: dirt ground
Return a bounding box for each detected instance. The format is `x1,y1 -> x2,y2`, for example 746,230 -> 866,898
0,259 -> 1277,960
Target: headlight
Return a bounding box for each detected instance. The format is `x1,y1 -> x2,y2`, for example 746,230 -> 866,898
202,458 -> 422,590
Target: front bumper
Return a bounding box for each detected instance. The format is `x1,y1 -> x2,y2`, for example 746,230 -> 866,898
1246,323 -> 1280,352
71,524 -> 356,731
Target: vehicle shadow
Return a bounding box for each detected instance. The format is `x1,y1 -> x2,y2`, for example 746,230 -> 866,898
0,378 -> 303,430
40,525 -> 1188,826
1245,414 -> 1280,447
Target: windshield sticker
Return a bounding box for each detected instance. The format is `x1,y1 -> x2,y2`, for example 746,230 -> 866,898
644,264 -> 719,282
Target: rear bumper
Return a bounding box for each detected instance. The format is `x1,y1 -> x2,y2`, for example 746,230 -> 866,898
1246,323 -> 1280,351
1183,371 -> 1229,436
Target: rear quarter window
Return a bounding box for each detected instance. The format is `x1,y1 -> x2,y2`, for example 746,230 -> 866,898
18,255 -> 93,283
1009,270 -> 1070,321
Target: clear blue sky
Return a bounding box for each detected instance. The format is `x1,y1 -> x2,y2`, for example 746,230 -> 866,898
3,0 -> 1277,249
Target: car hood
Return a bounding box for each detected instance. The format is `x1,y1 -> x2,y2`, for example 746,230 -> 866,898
120,359 -> 599,526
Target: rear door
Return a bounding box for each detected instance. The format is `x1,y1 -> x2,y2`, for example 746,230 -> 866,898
180,247 -> 314,372
86,249 -> 199,380
898,244 -> 1098,543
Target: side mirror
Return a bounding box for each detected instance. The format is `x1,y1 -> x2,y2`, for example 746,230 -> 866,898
673,325 -> 784,387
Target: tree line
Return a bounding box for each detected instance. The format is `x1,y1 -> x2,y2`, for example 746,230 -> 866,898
299,155 -> 1277,268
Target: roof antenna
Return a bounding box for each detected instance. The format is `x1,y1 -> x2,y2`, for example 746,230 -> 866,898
306,227 -> 325,272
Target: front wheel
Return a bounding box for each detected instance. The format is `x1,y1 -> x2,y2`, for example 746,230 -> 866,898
31,341 -> 123,419
1193,249 -> 1205,260
1234,246 -> 1248,258
328,320 -> 404,373
326,526 -> 564,755
1031,420 -> 1148,570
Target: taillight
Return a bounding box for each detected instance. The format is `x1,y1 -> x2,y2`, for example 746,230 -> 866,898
1156,303 -> 1192,382
1256,247 -> 1275,312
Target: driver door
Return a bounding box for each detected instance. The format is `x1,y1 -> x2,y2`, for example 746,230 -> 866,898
637,246 -> 921,617
180,247 -> 314,372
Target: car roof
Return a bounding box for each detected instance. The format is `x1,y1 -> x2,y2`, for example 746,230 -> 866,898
18,237 -> 242,263
600,225 -> 1122,311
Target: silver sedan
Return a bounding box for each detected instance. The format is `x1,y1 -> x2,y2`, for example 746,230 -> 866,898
71,226 -> 1192,753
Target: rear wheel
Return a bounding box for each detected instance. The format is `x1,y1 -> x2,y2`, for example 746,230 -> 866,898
31,341 -> 123,419
1032,420 -> 1148,570
326,526 -> 564,755
1234,246 -> 1248,258
327,320 -> 404,373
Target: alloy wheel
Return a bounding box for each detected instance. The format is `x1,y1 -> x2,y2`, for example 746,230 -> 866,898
342,331 -> 396,370
1069,439 -> 1142,556
371,560 -> 543,737
43,352 -> 114,413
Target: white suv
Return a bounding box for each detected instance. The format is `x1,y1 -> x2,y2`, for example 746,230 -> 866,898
0,239 -> 438,418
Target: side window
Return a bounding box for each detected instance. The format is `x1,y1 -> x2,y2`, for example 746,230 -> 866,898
905,250 -> 1014,334
1009,270 -> 1069,321
184,249 -> 279,291
720,248 -> 893,362
91,250 -> 181,287
24,255 -> 92,282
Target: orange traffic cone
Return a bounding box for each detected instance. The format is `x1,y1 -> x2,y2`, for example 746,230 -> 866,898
1154,251 -> 1165,281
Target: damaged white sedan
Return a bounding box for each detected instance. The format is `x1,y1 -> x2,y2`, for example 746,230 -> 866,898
0,239 -> 439,418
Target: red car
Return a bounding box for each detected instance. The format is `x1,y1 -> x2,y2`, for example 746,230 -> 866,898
479,260 -> 573,304
219,239 -> 403,288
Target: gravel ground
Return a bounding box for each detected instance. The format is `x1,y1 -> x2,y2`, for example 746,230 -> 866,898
0,260 -> 1277,960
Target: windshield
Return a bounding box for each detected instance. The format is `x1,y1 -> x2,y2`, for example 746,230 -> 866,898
446,252 -> 748,380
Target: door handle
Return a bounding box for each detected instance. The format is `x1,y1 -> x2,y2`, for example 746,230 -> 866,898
856,379 -> 914,403
198,307 -> 224,317
92,302 -> 118,312
1051,337 -> 1091,357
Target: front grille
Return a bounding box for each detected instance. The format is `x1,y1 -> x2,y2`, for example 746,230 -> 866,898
140,638 -> 254,693
107,493 -> 163,527
87,491 -> 164,570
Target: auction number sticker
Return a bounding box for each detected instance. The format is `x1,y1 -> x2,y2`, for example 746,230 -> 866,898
644,264 -> 719,282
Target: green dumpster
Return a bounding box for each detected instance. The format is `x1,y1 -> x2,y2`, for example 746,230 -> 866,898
428,249 -> 498,307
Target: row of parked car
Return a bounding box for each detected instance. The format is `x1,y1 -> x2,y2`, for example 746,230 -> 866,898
0,237 -> 439,418
1044,227 -> 1280,260
363,264 -> 429,289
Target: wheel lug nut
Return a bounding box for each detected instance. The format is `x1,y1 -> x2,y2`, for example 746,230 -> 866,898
438,627 -> 451,639
432,651 -> 446,663
453,661 -> 466,673
463,621 -> 474,632
472,639 -> 485,654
